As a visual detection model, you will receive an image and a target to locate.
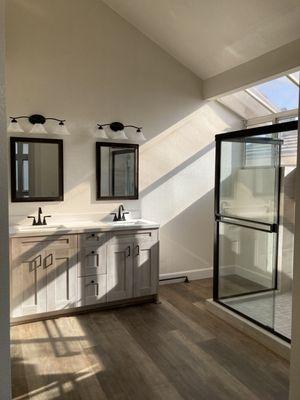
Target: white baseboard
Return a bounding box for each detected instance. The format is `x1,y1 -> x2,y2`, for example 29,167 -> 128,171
159,267 -> 213,284
159,265 -> 270,287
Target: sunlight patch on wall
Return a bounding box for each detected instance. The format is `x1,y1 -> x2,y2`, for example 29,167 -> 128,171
140,101 -> 242,192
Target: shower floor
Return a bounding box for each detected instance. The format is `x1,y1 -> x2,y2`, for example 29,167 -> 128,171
219,276 -> 292,340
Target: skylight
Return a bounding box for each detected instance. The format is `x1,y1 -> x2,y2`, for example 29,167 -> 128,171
218,70 -> 299,123
251,76 -> 299,112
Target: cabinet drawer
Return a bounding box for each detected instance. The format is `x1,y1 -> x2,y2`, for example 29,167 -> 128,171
109,229 -> 158,244
80,232 -> 107,247
78,275 -> 107,306
12,235 -> 77,255
78,246 -> 107,277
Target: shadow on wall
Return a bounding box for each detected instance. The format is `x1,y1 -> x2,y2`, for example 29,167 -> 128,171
159,189 -> 215,274
139,101 -> 242,274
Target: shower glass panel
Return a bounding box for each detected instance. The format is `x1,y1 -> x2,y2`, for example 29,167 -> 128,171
219,137 -> 280,224
214,121 -> 298,341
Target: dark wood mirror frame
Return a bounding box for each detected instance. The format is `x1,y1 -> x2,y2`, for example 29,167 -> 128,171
10,137 -> 64,202
96,142 -> 139,200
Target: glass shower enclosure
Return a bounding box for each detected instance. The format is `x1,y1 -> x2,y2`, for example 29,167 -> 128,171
214,120 -> 298,342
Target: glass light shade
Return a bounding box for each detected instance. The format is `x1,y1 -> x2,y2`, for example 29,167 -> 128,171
30,123 -> 47,134
55,123 -> 70,135
137,130 -> 146,141
7,120 -> 24,133
109,129 -> 128,140
94,126 -> 109,139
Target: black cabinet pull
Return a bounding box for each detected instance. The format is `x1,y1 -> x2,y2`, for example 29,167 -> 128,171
44,253 -> 53,269
33,254 -> 42,269
126,246 -> 131,257
136,245 -> 140,256
91,280 -> 95,284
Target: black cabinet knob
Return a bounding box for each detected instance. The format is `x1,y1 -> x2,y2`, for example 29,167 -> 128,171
91,251 -> 95,254
91,280 -> 95,283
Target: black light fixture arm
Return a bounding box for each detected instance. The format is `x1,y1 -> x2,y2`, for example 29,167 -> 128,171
10,116 -> 31,121
45,117 -> 66,123
97,123 -> 112,129
123,124 -> 142,129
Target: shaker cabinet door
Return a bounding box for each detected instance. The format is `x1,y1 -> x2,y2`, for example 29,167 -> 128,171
45,248 -> 78,311
11,248 -> 47,317
133,238 -> 159,297
107,243 -> 133,302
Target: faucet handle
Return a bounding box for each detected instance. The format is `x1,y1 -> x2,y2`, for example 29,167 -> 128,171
110,212 -> 118,222
43,215 -> 52,226
122,211 -> 129,221
27,216 -> 37,226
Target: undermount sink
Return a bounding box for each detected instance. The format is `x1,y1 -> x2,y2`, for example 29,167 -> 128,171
16,224 -> 63,231
16,221 -> 98,232
107,219 -> 144,225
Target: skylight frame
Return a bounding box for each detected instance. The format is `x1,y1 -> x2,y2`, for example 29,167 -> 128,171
287,72 -> 299,86
246,108 -> 298,128
217,70 -> 299,127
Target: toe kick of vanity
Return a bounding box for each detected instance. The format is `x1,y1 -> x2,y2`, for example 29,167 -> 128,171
10,228 -> 159,324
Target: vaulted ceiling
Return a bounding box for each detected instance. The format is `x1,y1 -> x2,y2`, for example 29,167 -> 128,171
103,0 -> 300,80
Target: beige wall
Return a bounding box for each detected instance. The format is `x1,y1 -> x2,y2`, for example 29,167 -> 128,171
6,0 -> 241,277
0,0 -> 11,398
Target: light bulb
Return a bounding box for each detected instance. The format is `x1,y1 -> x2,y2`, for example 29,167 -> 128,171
7,120 -> 24,133
30,123 -> 47,134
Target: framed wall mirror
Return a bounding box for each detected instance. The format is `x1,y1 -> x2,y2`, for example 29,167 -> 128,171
96,142 -> 139,200
10,137 -> 64,202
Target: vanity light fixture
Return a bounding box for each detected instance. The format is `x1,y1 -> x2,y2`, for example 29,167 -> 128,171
96,121 -> 146,141
7,114 -> 70,135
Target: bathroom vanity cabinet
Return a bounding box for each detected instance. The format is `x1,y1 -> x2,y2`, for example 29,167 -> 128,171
10,227 -> 159,323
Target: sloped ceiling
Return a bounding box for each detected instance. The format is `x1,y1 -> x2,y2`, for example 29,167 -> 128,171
103,0 -> 300,80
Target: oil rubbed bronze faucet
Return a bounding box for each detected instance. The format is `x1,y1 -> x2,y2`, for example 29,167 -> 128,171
110,204 -> 129,222
28,207 -> 52,226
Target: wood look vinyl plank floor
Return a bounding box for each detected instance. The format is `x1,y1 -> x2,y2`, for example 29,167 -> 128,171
11,279 -> 289,400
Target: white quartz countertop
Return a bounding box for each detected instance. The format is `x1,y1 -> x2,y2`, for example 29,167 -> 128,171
9,219 -> 160,237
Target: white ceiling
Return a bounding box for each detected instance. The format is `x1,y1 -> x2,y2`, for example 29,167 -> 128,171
103,0 -> 300,80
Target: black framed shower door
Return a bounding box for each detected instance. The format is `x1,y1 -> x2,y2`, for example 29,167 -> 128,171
213,120 -> 298,342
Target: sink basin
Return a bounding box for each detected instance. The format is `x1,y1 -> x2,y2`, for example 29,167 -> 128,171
16,224 -> 63,232
103,220 -> 154,228
107,219 -> 144,225
16,221 -> 98,232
